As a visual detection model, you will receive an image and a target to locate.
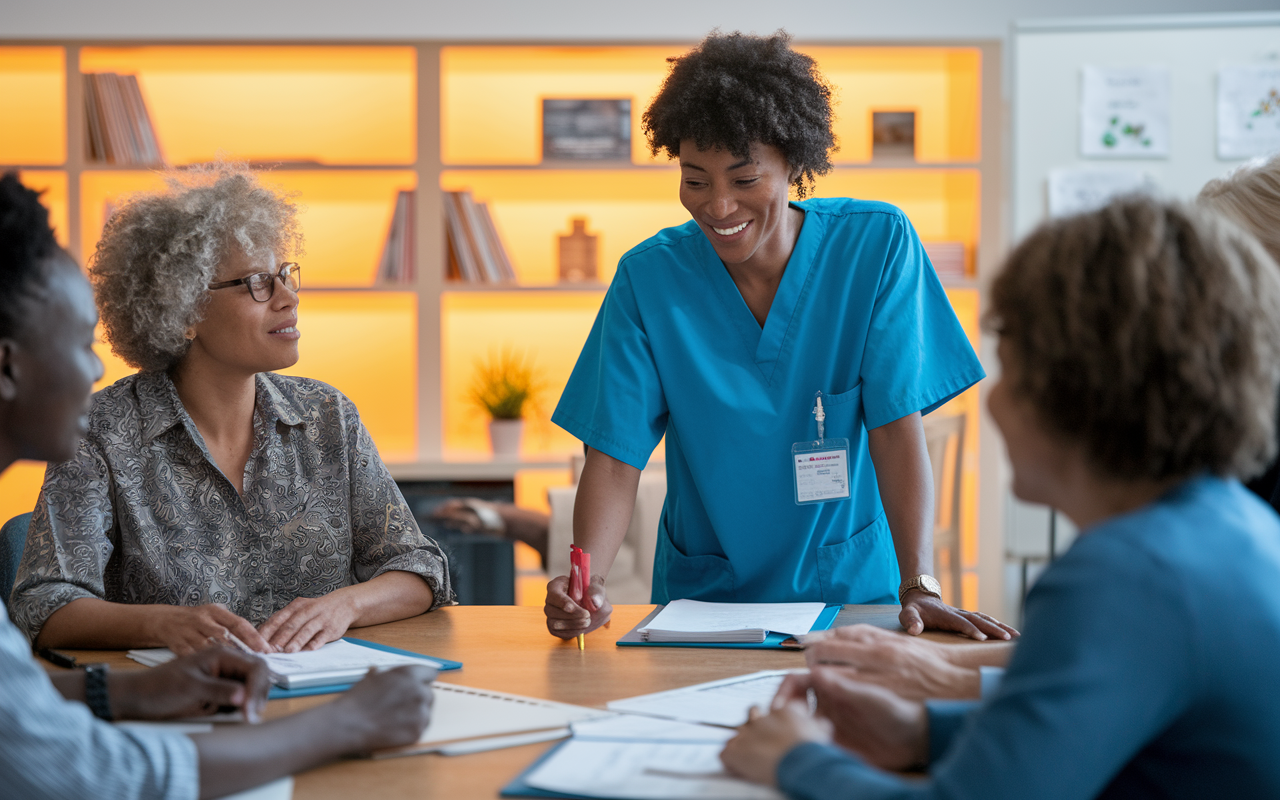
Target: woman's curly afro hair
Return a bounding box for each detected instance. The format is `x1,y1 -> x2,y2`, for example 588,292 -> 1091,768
642,30 -> 836,198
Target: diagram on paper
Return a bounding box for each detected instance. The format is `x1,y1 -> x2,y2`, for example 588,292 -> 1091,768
1218,66 -> 1280,160
1080,66 -> 1170,158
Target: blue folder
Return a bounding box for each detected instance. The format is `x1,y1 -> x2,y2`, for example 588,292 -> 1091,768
500,739 -> 581,799
266,636 -> 462,700
614,604 -> 841,651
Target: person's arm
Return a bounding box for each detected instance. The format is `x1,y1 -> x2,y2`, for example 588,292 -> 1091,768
257,570 -> 434,653
802,624 -> 1014,700
544,447 -> 640,639
36,598 -> 273,654
191,665 -> 434,799
867,412 -> 1015,640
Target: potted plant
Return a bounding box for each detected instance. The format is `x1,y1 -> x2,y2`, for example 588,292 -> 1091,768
469,348 -> 542,457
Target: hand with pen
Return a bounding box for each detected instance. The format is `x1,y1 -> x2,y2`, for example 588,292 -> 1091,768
544,569 -> 612,641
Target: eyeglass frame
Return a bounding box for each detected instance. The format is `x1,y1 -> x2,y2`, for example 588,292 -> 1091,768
207,262 -> 302,303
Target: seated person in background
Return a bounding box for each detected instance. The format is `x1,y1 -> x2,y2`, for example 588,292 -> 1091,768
1199,153 -> 1280,511
722,196 -> 1280,798
0,171 -> 435,800
10,161 -> 453,655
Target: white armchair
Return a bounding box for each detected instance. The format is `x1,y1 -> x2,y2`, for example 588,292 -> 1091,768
547,465 -> 666,604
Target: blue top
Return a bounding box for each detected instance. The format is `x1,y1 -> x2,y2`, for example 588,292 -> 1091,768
0,604 -> 197,799
776,476 -> 1280,799
553,198 -> 984,605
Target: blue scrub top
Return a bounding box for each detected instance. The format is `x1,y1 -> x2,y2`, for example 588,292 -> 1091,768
552,198 -> 985,605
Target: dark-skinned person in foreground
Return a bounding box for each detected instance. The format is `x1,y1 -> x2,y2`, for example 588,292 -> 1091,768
0,172 -> 435,800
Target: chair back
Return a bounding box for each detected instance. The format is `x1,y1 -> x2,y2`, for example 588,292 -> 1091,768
0,512 -> 32,609
922,413 -> 966,606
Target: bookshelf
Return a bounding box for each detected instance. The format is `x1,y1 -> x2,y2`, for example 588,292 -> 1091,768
0,40 -> 1001,609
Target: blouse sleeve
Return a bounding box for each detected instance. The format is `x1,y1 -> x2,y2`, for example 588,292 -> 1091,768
857,212 -> 985,430
551,265 -> 669,470
342,396 -> 454,609
9,437 -> 116,643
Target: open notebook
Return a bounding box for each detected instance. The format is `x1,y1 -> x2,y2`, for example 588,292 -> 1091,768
127,638 -> 453,690
635,600 -> 828,643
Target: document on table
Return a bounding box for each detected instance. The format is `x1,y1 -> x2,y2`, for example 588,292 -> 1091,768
373,682 -> 613,758
570,714 -> 736,743
128,639 -> 443,689
523,739 -> 783,800
607,670 -> 793,728
638,600 -> 826,643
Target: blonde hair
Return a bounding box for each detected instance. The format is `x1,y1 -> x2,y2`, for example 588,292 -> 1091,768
1198,153 -> 1280,266
989,196 -> 1280,481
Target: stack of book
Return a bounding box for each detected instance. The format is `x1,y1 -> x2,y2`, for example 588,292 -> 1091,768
375,190 -> 416,284
445,190 -> 517,284
923,241 -> 967,281
84,73 -> 164,166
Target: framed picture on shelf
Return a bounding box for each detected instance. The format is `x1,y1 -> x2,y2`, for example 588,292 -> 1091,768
542,98 -> 631,162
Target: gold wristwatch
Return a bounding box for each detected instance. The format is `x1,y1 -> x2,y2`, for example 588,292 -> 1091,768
899,574 -> 943,604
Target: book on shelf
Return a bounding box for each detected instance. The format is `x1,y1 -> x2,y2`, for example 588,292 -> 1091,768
444,190 -> 517,284
375,190 -> 416,284
84,73 -> 164,166
922,241 -> 967,281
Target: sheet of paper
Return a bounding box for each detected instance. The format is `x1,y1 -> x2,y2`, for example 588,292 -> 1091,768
525,740 -> 783,800
640,600 -> 825,637
607,670 -> 793,728
1047,167 -> 1154,218
1080,65 -> 1170,158
264,640 -> 441,678
571,714 -> 736,742
1218,65 -> 1280,159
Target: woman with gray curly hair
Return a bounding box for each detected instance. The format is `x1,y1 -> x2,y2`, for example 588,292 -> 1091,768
721,196 -> 1280,797
10,162 -> 453,655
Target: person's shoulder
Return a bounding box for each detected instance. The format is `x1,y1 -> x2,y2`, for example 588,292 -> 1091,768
259,373 -> 358,423
797,197 -> 909,227
616,219 -> 704,274
85,371 -> 151,432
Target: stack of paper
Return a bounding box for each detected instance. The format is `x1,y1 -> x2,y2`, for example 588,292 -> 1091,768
127,639 -> 443,690
638,600 -> 826,643
606,670 -> 794,728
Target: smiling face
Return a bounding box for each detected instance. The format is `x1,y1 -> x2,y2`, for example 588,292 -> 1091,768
185,247 -> 300,377
0,257 -> 105,463
678,140 -> 800,271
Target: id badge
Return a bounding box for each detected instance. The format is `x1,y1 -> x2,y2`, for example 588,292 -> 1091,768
792,390 -> 851,505
792,438 -> 851,504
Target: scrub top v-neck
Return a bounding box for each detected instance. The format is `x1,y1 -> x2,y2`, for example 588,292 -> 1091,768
552,198 -> 984,605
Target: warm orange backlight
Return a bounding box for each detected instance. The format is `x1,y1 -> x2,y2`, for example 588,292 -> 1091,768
280,291 -> 418,462
442,291 -> 604,458
441,169 -> 688,285
0,47 -> 65,166
799,47 -> 981,163
441,45 -> 980,167
81,170 -> 415,286
80,47 -> 416,166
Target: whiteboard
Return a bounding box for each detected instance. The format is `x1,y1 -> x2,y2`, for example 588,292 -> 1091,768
1013,13 -> 1280,240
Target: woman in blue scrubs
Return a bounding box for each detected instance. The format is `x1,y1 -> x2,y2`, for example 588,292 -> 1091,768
545,31 -> 1013,641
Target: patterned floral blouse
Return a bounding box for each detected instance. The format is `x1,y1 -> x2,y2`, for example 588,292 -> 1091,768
9,371 -> 452,643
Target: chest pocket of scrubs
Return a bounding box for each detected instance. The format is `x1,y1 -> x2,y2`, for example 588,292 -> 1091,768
818,383 -> 863,436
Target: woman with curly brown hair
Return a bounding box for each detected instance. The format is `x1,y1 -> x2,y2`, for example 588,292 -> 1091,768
10,162 -> 452,655
722,196 -> 1280,798
545,31 -> 1010,642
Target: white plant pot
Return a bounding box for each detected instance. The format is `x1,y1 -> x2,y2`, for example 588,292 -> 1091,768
488,418 -> 524,457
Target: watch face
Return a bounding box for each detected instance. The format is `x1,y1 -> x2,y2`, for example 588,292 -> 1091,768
920,575 -> 943,597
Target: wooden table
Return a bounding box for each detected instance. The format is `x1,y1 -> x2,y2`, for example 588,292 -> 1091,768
54,605 -> 829,799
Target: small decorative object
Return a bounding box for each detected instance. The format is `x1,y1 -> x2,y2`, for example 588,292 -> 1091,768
470,349 -> 543,457
542,99 -> 631,162
872,111 -> 916,160
558,217 -> 598,283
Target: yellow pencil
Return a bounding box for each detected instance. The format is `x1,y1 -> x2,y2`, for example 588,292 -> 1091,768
577,633 -> 585,651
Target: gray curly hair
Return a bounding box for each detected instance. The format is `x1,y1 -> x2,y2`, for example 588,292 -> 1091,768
90,162 -> 303,372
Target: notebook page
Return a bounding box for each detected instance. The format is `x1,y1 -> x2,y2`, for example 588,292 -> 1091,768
639,600 -> 826,637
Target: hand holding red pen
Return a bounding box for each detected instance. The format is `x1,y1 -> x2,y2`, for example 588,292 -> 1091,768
545,546 -> 612,640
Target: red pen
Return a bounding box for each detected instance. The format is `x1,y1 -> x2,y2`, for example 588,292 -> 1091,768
570,545 -> 594,650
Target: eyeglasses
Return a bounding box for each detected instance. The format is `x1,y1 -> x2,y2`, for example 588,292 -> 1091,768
208,262 -> 301,302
